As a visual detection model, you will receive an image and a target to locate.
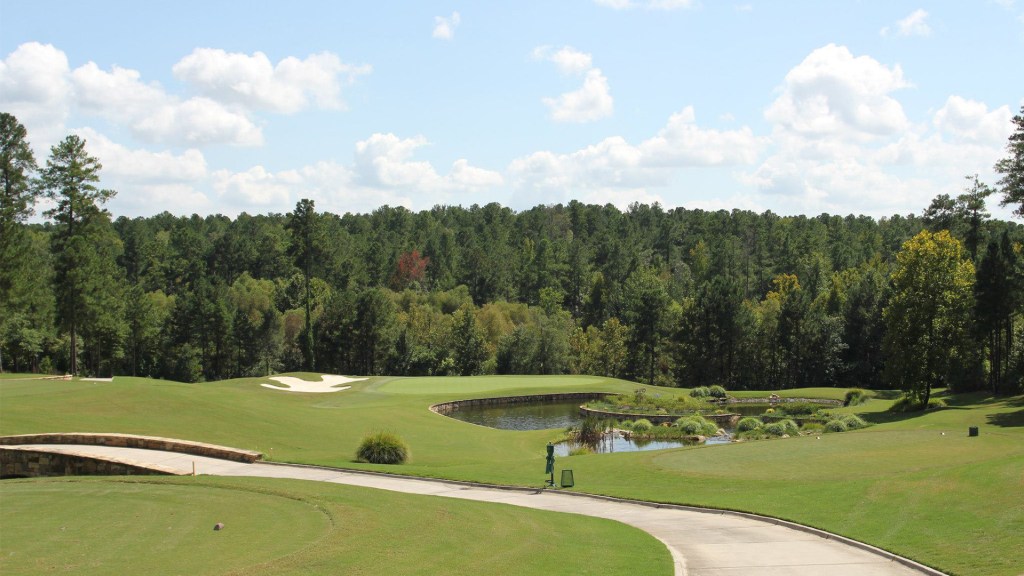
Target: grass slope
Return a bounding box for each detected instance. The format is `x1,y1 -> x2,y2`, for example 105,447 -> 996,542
1,374 -> 1021,575
0,476 -> 671,576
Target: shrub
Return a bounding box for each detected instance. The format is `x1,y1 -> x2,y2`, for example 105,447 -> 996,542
619,420 -> 634,429
689,386 -> 710,398
840,414 -> 867,430
708,385 -> 727,399
632,388 -> 648,404
844,388 -> 869,406
777,402 -> 820,416
356,431 -> 409,464
824,419 -> 848,433
631,419 -> 653,432
763,422 -> 788,437
736,417 -> 763,432
674,415 -> 717,436
780,419 -> 799,435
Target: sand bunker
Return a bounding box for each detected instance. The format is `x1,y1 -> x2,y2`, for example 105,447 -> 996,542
261,374 -> 366,393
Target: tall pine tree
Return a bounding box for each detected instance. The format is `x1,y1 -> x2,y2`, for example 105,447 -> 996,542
39,135 -> 116,375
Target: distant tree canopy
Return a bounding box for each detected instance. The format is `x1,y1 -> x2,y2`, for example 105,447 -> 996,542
2,113 -> 1023,400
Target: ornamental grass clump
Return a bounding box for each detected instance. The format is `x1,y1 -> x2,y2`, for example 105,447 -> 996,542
568,445 -> 594,456
708,385 -> 727,399
824,419 -> 848,433
356,431 -> 409,464
673,415 -> 718,436
780,419 -> 799,436
844,388 -> 869,406
777,402 -> 820,416
840,414 -> 867,430
762,422 -> 787,437
570,416 -> 607,444
736,417 -> 763,432
689,386 -> 710,399
631,419 -> 654,432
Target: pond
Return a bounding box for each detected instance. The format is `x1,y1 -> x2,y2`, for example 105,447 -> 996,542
442,399 -> 734,455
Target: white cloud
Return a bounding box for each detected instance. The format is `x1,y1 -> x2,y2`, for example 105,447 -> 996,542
0,42 -> 72,145
202,134 -> 502,216
640,106 -> 761,165
881,9 -> 932,37
534,46 -> 593,75
747,45 -> 1012,217
213,165 -> 295,208
432,11 -> 461,40
71,59 -> 263,146
765,44 -> 909,139
68,127 -> 211,214
593,0 -> 696,9
172,48 -> 370,113
355,133 -> 439,188
933,95 -> 1013,143
353,132 -> 504,193
543,69 -> 614,123
450,158 -> 506,189
75,127 -> 207,182
508,106 -> 763,205
534,46 -> 613,123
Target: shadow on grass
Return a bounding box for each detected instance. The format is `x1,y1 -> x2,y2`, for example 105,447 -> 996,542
859,408 -> 944,425
987,395 -> 1024,428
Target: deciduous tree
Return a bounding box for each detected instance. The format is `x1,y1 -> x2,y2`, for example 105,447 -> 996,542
883,230 -> 976,407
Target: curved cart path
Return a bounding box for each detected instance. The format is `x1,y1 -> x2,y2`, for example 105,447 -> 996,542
10,444 -> 942,576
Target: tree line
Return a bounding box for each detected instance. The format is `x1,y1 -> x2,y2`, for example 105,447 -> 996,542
2,110 -> 1023,403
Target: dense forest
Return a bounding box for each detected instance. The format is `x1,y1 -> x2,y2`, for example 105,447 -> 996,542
3,110 -> 1024,403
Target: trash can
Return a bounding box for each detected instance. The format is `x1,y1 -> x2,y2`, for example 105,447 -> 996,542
560,469 -> 574,488
968,426 -> 979,437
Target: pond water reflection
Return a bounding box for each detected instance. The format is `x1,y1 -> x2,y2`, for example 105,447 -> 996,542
443,399 -> 738,454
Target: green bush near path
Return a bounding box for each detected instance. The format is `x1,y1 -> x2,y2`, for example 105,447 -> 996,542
0,476 -> 670,576
356,431 -> 409,464
1,374 -> 1022,576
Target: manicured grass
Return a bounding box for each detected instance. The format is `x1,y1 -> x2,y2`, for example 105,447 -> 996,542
0,477 -> 328,575
2,374 -> 1022,575
0,476 -> 671,576
375,374 -> 615,395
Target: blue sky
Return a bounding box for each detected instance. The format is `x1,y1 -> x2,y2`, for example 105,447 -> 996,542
2,0 -> 1022,219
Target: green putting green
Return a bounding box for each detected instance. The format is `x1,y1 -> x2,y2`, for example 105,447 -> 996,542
1,374 -> 1021,575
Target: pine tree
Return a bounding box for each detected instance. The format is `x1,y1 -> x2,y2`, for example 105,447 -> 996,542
0,113 -> 39,373
39,135 -> 116,376
995,106 -> 1024,217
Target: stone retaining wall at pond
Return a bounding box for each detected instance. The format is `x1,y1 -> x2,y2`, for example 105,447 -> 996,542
578,406 -> 741,428
0,433 -> 263,463
0,446 -> 183,478
430,393 -> 611,415
723,397 -> 842,406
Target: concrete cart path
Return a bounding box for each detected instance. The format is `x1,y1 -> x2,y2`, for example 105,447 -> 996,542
14,444 -> 940,576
